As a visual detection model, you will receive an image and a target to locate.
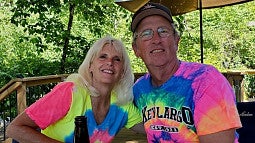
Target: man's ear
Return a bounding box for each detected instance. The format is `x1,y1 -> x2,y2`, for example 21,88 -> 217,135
132,43 -> 140,58
175,35 -> 180,51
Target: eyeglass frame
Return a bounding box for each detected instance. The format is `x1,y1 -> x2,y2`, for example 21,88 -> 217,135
133,26 -> 175,41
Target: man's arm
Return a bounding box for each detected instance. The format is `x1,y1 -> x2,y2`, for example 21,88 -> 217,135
199,128 -> 236,143
130,122 -> 146,134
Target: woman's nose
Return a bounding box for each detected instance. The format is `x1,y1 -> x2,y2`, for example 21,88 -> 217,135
106,59 -> 113,66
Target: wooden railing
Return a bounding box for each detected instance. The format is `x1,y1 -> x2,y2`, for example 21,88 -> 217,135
0,74 -> 69,114
0,71 -> 255,142
224,70 -> 255,102
0,74 -> 69,142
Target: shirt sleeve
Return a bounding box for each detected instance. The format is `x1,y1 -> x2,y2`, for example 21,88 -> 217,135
124,102 -> 143,129
194,67 -> 242,135
25,82 -> 73,129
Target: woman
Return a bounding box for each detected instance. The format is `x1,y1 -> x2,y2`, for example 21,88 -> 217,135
6,35 -> 144,143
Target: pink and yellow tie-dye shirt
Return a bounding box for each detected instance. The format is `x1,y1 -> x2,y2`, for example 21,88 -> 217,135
26,82 -> 141,143
133,61 -> 242,143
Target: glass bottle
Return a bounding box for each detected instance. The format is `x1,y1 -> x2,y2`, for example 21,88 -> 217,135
74,116 -> 90,143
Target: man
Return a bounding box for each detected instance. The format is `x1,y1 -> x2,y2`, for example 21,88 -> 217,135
131,2 -> 242,143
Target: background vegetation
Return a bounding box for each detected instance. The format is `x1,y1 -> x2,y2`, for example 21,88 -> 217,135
0,0 -> 255,98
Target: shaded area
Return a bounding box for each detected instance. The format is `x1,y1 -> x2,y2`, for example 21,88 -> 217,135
113,128 -> 147,143
115,0 -> 253,15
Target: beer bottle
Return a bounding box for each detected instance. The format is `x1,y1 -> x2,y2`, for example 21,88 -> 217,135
74,116 -> 90,143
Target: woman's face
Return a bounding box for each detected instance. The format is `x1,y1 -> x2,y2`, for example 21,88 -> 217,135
89,43 -> 124,85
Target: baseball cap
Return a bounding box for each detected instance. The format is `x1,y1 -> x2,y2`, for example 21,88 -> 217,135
131,2 -> 174,32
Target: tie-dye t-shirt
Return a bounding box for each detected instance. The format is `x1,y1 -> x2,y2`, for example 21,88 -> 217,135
25,81 -> 142,143
133,61 -> 242,143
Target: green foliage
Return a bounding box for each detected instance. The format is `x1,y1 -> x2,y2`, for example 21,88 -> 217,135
7,0 -> 140,74
244,74 -> 255,99
0,5 -> 61,87
178,1 -> 255,71
11,0 -> 63,47
0,0 -> 255,97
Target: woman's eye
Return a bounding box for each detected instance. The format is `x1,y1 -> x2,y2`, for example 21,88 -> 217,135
113,57 -> 121,62
99,54 -> 106,59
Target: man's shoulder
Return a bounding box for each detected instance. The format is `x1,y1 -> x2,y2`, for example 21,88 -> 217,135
133,73 -> 151,89
180,61 -> 217,72
135,73 -> 150,82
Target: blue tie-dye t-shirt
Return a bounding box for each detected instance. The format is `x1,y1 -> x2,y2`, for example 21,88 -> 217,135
133,61 -> 242,143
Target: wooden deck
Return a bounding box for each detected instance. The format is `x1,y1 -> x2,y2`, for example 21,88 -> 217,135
112,128 -> 147,143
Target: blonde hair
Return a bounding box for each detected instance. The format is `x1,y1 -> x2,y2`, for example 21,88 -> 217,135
66,35 -> 134,105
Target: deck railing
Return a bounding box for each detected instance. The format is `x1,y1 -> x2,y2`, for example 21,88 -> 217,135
0,71 -> 255,142
0,74 -> 69,142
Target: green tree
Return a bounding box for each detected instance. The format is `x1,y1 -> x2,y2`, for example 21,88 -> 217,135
10,0 -> 133,74
1,0 -> 254,89
178,1 -> 255,71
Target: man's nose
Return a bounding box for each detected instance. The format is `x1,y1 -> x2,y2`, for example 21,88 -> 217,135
151,31 -> 161,43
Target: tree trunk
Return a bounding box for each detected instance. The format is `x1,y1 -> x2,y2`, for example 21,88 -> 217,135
60,2 -> 75,73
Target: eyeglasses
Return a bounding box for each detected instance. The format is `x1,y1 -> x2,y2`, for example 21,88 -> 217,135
134,27 -> 173,41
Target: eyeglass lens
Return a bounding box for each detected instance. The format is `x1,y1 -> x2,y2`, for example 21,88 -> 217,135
138,27 -> 171,41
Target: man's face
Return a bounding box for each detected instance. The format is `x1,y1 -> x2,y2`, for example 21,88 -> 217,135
132,15 -> 180,69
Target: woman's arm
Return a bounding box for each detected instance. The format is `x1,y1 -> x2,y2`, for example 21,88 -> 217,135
6,111 -> 62,143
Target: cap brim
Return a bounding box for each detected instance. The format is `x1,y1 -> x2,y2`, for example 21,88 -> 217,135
131,9 -> 173,32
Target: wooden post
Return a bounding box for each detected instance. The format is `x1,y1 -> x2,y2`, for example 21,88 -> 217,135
224,72 -> 244,102
16,82 -> 27,114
